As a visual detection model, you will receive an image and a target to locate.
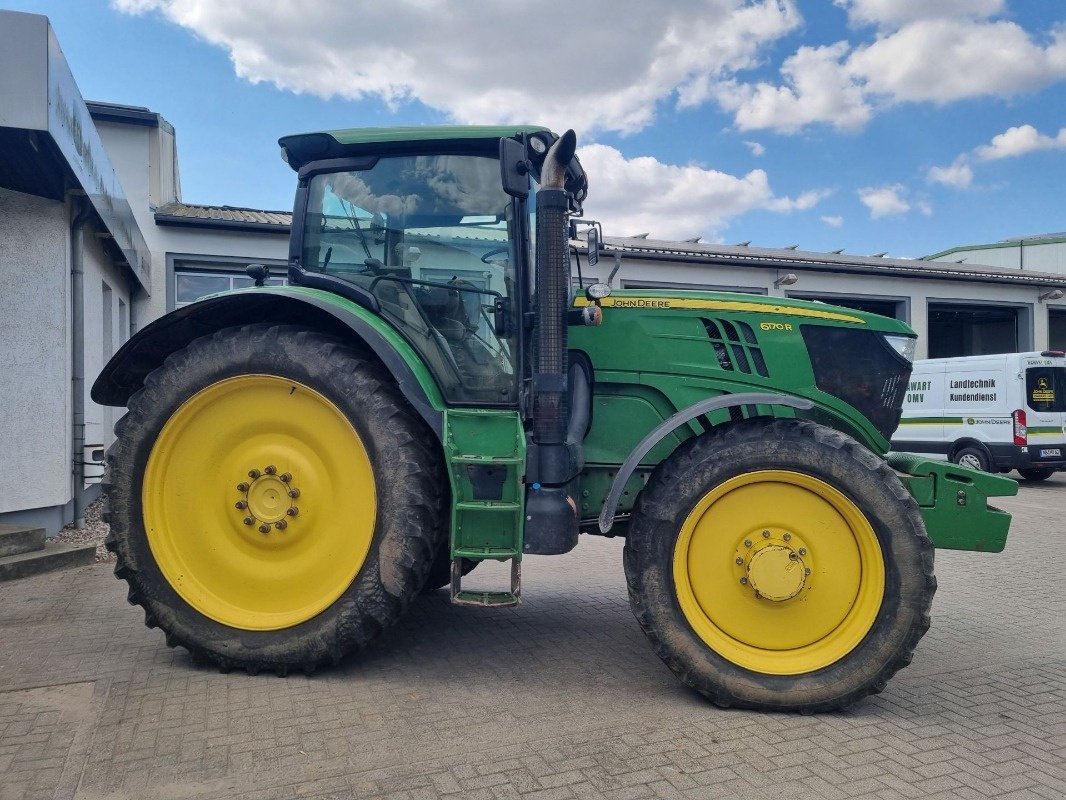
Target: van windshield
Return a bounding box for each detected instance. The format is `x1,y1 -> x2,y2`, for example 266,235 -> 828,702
1026,367 -> 1066,412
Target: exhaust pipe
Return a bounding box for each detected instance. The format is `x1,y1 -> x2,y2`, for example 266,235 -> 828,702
525,130 -> 580,555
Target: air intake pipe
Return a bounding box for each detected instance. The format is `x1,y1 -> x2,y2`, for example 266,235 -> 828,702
525,130 -> 580,555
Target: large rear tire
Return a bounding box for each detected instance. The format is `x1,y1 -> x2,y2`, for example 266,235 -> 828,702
624,418 -> 936,711
104,324 -> 447,674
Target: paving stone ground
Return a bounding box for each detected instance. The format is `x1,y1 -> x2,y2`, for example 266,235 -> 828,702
0,475 -> 1063,800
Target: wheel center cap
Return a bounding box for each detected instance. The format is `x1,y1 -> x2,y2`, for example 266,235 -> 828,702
747,545 -> 806,601
247,476 -> 289,523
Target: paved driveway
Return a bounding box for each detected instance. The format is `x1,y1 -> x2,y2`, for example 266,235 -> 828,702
1,476 -> 1064,800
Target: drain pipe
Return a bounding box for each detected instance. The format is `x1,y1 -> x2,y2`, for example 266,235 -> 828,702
70,196 -> 92,529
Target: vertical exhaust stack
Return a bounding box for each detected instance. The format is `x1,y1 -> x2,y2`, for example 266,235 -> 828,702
525,130 -> 580,555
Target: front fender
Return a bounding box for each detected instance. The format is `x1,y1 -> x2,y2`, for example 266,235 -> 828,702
91,286 -> 447,437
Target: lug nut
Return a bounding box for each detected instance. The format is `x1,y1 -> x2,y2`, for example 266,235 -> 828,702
735,557 -> 744,565
783,533 -> 792,541
243,517 -> 254,526
280,472 -> 292,483
258,524 -> 270,533
762,530 -> 770,538
789,552 -> 799,561
743,539 -> 752,548
287,507 -> 299,517
275,520 -> 287,530
798,547 -> 807,556
235,500 -> 247,510
265,465 -> 276,475
739,577 -> 748,585
288,488 -> 300,499
237,482 -> 249,492
248,469 -> 261,479
804,568 -> 811,575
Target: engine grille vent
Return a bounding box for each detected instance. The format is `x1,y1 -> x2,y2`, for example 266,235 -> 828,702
701,318 -> 769,377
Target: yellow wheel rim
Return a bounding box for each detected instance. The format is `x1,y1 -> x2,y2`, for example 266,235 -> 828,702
143,375 -> 377,631
673,470 -> 884,675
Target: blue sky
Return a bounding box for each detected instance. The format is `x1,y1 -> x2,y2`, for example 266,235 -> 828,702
7,0 -> 1066,258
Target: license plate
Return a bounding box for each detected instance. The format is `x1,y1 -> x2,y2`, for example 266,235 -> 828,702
1040,448 -> 1061,458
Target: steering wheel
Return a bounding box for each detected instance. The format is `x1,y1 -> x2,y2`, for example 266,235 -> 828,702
481,246 -> 510,264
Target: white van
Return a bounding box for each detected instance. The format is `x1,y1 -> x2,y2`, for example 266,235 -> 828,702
892,350 -> 1066,481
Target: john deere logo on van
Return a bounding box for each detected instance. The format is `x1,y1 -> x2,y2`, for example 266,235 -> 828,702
967,418 -> 976,425
759,322 -> 793,331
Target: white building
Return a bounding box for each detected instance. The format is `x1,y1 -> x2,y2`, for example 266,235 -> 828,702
2,8 -> 1065,533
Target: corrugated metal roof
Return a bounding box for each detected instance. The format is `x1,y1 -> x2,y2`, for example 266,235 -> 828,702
155,202 -> 292,231
596,236 -> 1066,288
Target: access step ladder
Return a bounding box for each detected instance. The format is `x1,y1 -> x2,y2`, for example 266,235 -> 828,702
443,409 -> 526,606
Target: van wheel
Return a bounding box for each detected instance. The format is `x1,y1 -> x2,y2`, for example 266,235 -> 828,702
953,447 -> 989,472
1018,467 -> 1054,481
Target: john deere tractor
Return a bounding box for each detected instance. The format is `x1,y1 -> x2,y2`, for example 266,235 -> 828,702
92,126 -> 1017,711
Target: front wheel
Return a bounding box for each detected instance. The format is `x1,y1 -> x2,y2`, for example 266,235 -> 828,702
624,419 -> 936,712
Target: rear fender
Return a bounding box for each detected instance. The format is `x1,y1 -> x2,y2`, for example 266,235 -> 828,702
91,286 -> 446,437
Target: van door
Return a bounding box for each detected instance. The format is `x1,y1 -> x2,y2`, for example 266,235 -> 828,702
1024,360 -> 1066,462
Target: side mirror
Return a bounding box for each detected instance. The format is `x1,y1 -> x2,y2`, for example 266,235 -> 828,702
587,227 -> 600,268
499,137 -> 530,198
493,297 -> 512,337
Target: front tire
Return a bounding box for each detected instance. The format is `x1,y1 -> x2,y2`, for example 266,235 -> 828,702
104,324 -> 447,674
953,446 -> 990,472
624,419 -> 935,711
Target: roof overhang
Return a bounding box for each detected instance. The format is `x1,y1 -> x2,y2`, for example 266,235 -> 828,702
0,11 -> 152,293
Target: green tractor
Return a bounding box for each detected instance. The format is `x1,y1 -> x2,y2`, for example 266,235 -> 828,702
93,126 -> 1017,711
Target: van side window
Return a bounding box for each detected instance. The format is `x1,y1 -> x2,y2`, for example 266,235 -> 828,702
1026,367 -> 1066,412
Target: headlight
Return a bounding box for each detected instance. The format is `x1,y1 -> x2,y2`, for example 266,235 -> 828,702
883,334 -> 917,363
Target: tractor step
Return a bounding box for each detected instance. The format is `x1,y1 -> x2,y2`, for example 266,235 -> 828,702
450,557 -> 521,607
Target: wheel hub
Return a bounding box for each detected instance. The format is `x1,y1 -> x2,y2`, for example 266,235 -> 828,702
733,528 -> 813,602
236,466 -> 300,532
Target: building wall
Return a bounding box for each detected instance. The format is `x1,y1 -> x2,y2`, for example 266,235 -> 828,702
929,239 -> 1066,274
79,220 -> 131,481
0,187 -> 72,517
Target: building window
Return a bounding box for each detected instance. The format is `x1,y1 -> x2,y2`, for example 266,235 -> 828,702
1051,308 -> 1066,351
927,302 -> 1027,358
174,270 -> 286,308
119,299 -> 129,344
101,282 -> 114,361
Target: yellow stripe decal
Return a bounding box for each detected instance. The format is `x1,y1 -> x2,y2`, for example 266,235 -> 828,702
574,296 -> 866,324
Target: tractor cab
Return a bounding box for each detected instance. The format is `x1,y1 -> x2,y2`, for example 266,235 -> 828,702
280,126 -> 588,407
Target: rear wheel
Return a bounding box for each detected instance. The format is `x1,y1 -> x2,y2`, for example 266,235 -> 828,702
624,418 -> 935,711
104,324 -> 446,674
1018,467 -> 1055,481
953,446 -> 990,472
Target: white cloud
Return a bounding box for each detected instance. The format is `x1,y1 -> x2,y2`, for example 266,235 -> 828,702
929,123 -> 1066,189
858,184 -> 910,218
821,215 -> 844,227
974,124 -> 1066,160
837,0 -> 1006,28
111,0 -> 801,135
576,144 -> 827,240
744,141 -> 766,156
917,200 -> 933,216
716,42 -> 871,133
717,4 -> 1066,133
927,159 -> 974,187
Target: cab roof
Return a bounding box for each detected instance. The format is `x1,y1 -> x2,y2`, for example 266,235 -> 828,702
279,125 -> 550,170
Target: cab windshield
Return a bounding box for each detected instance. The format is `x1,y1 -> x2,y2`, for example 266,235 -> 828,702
301,155 -> 519,404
